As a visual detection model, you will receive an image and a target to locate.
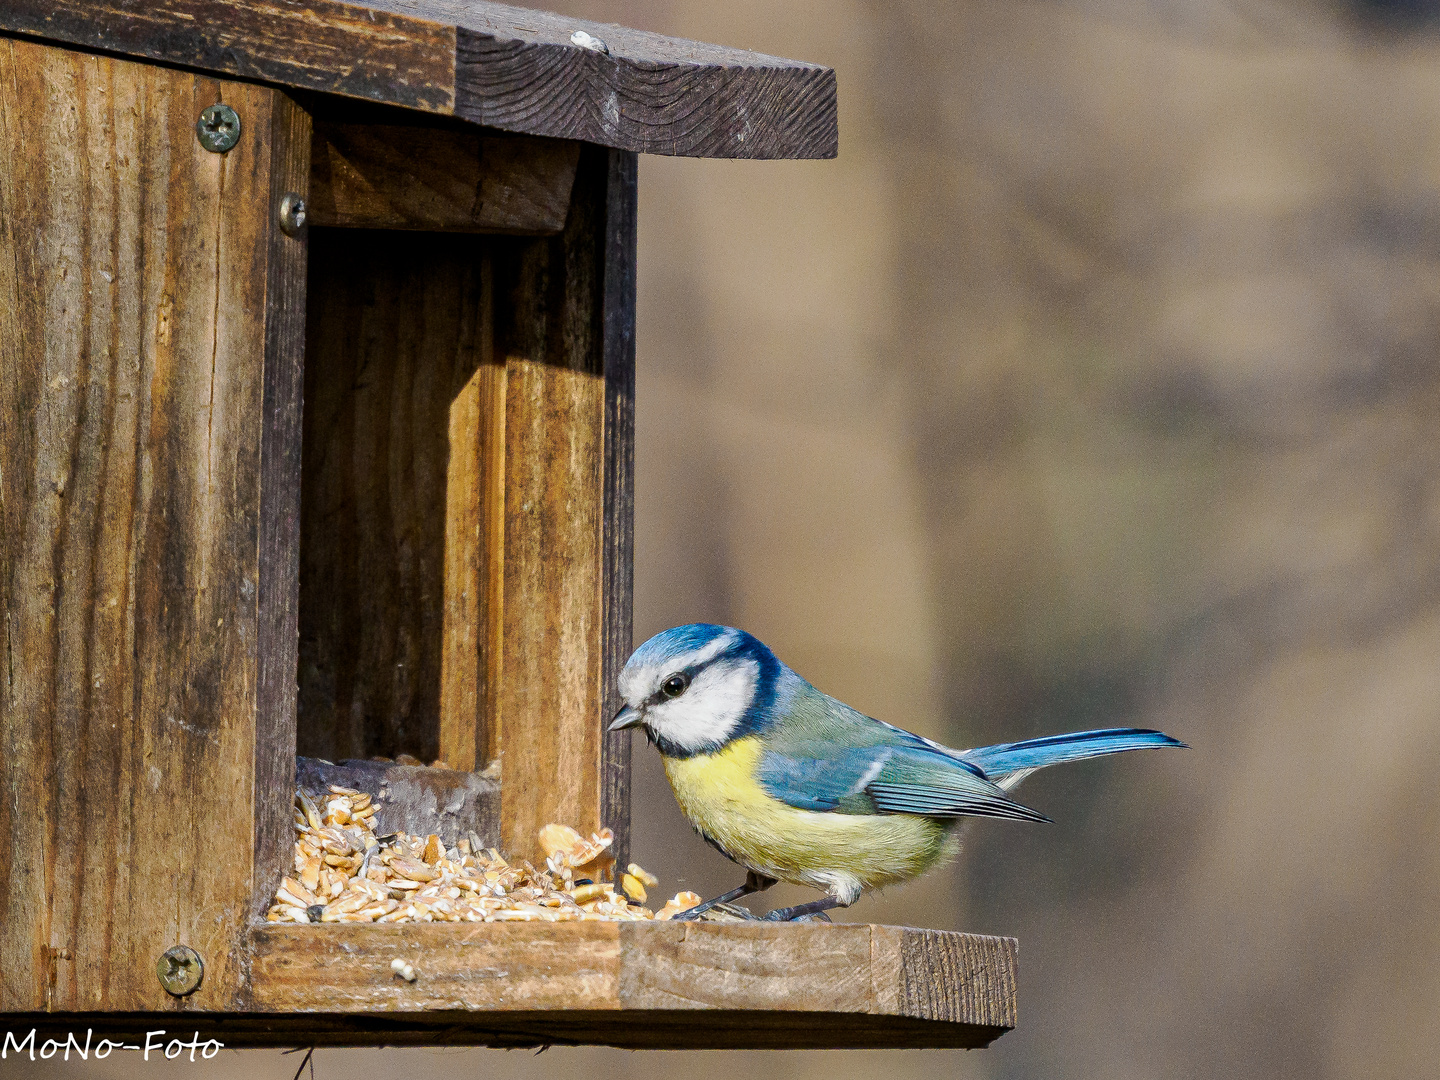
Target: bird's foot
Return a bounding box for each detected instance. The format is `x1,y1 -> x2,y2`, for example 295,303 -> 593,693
672,872 -> 776,921
674,901 -> 762,922
760,898 -> 845,922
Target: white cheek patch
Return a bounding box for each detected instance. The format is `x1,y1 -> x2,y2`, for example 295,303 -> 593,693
648,657 -> 759,752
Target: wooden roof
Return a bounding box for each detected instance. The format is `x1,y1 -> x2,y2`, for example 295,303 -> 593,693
1,0 -> 838,159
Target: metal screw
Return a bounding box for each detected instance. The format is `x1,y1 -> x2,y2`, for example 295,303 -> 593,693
278,193 -> 307,236
157,945 -> 204,996
196,104 -> 241,153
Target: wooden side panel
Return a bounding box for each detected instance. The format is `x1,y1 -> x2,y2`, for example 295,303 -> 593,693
492,149 -> 612,863
599,150 -> 637,870
297,229 -> 492,764
0,40 -> 304,1011
309,121 -> 581,234
254,97 -> 312,923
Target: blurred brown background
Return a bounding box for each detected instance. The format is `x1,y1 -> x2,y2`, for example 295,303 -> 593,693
19,0 -> 1440,1076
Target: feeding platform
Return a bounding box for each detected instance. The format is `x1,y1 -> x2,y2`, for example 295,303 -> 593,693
0,0 -> 1017,1051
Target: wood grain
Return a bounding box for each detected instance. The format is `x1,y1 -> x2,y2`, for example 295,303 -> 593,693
223,922 -> 1015,1047
0,0 -> 457,112
899,927 -> 1018,1025
491,149 -> 609,863
297,229 -> 492,764
452,26 -> 838,159
618,922 -> 876,1012
309,121 -> 581,233
437,256 -> 496,774
0,40 -> 306,1011
253,95 -> 312,924
599,149 -> 637,872
0,0 -> 838,159
248,923 -> 621,1012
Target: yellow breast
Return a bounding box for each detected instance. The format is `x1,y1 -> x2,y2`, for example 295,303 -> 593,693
661,735 -> 952,897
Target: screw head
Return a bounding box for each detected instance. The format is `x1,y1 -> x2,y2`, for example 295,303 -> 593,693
196,104 -> 241,153
278,193 -> 307,237
157,945 -> 204,996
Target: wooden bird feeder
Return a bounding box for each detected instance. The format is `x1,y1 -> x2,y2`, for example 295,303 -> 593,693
0,0 -> 1017,1051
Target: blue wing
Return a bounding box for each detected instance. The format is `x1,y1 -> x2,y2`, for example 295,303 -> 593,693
749,677 -> 1181,823
755,743 -> 1050,822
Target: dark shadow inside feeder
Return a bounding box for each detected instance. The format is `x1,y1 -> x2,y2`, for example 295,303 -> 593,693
295,226 -> 505,844
298,226 -> 486,765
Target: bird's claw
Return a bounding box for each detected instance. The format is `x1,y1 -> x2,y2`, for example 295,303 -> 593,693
674,901 -> 761,922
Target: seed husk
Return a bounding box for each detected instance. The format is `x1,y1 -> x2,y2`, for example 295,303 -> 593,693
273,790 -> 726,924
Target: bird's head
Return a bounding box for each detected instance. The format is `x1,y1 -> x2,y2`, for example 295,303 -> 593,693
609,624 -> 783,757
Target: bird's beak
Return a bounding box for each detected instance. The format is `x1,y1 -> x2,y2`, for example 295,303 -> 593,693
608,705 -> 645,732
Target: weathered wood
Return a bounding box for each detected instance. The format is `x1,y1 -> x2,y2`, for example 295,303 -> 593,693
599,149 -> 637,872
294,757 -> 499,846
0,0 -> 458,113
249,923 -> 619,1012
619,922 -> 876,1012
224,922 -> 1015,1048
437,255 -> 501,774
491,150 -> 609,863
254,95 -> 312,924
0,0 -> 838,159
309,120 -> 581,233
882,926 -> 1019,1027
0,40 -> 306,1011
437,269 -> 508,775
450,19 -> 837,159
297,229 -> 493,764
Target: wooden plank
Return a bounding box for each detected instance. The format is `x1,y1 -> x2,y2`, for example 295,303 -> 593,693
0,40 -> 304,1011
224,922 -> 1009,1048
309,120 -> 581,233
294,757 -> 499,846
899,927 -> 1019,1026
0,0 -> 457,113
451,25 -> 837,158
491,149 -> 609,863
618,922 -> 876,1012
247,923 -> 623,1012
254,94 -> 312,924
438,263 -> 507,774
437,259 -> 492,774
0,0 -> 838,160
297,230 -> 493,765
599,149 -> 637,872
872,926 -> 1019,1026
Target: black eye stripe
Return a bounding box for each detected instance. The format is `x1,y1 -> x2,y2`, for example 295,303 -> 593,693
646,668 -> 694,705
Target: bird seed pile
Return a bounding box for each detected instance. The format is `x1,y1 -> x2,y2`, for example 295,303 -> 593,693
265,785 -> 705,924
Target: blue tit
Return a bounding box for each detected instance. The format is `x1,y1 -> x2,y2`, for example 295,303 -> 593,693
609,623 -> 1185,922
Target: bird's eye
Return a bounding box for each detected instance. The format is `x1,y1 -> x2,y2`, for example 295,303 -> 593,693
661,672 -> 690,699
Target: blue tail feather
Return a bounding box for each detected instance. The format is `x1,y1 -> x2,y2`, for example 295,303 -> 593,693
960,727 -> 1186,779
